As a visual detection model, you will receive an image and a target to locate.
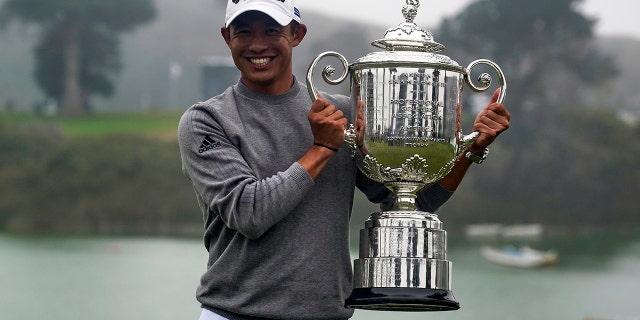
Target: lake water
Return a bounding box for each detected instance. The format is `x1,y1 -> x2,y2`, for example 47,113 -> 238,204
1,232 -> 639,320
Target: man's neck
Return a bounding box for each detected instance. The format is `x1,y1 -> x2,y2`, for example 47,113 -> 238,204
240,74 -> 295,95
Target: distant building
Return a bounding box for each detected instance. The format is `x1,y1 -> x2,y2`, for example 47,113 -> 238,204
200,56 -> 239,100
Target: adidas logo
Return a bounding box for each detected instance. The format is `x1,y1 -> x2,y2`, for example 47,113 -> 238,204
198,136 -> 221,154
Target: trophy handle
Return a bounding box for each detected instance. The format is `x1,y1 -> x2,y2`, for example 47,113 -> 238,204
306,52 -> 359,153
459,59 -> 507,150
306,51 -> 350,101
463,59 -> 507,104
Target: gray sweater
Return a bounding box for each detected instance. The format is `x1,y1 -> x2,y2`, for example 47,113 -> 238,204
178,80 -> 453,319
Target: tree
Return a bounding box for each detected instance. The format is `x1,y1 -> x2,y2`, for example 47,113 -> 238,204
435,0 -> 617,189
0,0 -> 156,116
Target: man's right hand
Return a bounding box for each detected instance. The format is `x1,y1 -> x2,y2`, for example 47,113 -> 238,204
308,95 -> 347,150
298,96 -> 348,180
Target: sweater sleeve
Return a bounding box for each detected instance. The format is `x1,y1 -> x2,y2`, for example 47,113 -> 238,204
178,105 -> 315,239
416,181 -> 454,213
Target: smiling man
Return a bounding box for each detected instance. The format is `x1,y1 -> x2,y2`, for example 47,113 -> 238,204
221,5 -> 304,95
178,0 -> 510,319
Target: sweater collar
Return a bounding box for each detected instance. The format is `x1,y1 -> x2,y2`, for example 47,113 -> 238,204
235,76 -> 302,104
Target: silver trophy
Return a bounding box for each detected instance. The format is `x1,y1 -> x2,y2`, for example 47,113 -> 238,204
306,0 -> 506,312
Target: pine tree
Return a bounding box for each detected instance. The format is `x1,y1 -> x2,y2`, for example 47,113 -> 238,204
0,0 -> 156,116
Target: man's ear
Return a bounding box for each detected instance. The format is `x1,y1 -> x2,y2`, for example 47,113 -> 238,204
221,27 -> 231,46
292,23 -> 307,47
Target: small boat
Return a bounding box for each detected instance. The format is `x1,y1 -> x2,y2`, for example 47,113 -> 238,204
481,245 -> 558,268
465,223 -> 544,239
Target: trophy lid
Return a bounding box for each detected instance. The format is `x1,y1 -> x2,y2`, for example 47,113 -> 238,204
351,0 -> 463,72
371,0 -> 444,52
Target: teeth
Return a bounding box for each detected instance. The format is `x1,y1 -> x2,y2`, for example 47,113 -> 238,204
250,58 -> 270,66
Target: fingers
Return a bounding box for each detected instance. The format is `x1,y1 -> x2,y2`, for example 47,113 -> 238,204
484,106 -> 510,127
310,95 -> 337,117
471,97 -> 510,150
357,99 -> 364,115
312,97 -> 346,121
475,110 -> 509,136
471,114 -> 508,150
491,88 -> 501,104
355,100 -> 365,126
482,90 -> 511,126
309,97 -> 348,149
310,95 -> 330,112
484,105 -> 511,130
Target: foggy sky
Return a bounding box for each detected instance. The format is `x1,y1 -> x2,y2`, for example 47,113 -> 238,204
298,0 -> 638,39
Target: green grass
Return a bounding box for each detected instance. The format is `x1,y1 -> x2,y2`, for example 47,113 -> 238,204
0,111 -> 182,138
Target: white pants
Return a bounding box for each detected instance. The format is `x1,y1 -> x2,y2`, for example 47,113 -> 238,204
198,308 -> 229,320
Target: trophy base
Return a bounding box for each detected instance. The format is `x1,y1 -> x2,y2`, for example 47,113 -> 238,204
345,287 -> 460,311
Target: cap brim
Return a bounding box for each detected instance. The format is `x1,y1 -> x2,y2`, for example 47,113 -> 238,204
225,3 -> 292,27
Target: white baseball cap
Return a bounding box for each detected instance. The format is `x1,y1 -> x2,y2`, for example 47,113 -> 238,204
225,0 -> 301,28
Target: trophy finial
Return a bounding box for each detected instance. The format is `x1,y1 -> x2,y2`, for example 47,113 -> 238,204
403,0 -> 419,23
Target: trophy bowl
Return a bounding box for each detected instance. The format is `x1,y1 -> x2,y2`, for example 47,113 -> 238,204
306,0 -> 506,311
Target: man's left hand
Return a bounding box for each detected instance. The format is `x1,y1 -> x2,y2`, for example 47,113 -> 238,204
469,88 -> 511,153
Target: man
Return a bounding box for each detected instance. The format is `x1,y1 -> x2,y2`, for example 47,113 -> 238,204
177,1 -> 510,319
